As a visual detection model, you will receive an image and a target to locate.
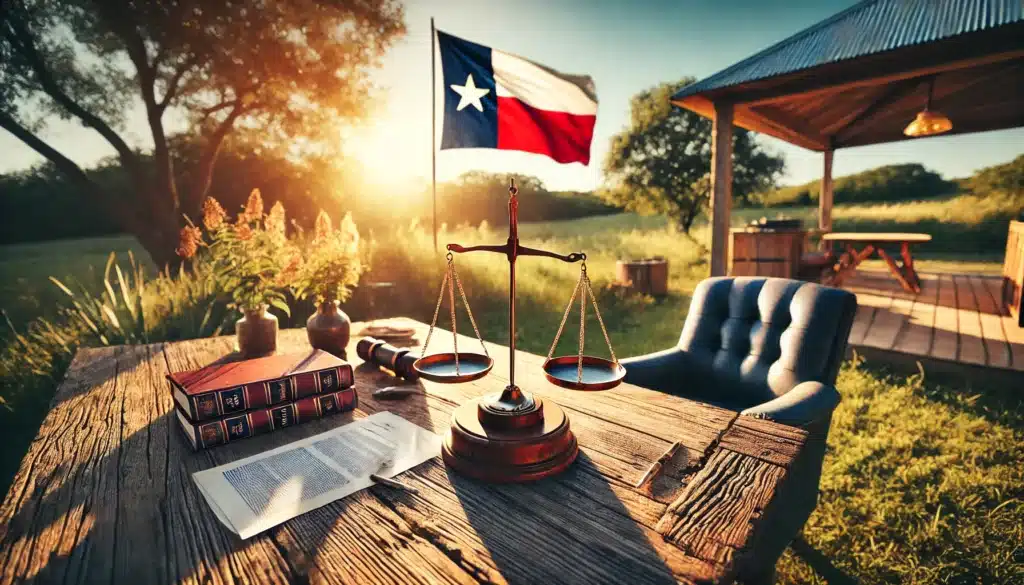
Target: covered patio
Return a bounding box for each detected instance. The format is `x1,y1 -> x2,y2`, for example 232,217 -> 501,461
672,0 -> 1024,376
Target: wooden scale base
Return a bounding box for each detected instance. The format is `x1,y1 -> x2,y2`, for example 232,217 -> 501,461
442,386 -> 578,483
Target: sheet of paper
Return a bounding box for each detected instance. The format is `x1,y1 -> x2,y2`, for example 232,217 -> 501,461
192,411 -> 441,539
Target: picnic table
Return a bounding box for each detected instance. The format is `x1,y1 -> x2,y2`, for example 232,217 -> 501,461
822,232 -> 932,293
0,318 -> 810,585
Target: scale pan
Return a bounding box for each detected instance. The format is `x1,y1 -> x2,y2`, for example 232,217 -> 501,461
413,352 -> 493,383
543,356 -> 626,391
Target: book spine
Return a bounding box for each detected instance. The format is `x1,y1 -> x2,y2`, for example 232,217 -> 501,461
189,363 -> 355,421
189,386 -> 358,450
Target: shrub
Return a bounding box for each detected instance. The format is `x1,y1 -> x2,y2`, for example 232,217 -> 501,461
964,154 -> 1024,199
759,164 -> 955,207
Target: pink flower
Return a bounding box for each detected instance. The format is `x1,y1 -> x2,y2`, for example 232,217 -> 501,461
266,201 -> 286,239
313,211 -> 332,245
234,222 -> 253,241
240,188 -> 264,224
202,197 -> 227,231
175,226 -> 202,258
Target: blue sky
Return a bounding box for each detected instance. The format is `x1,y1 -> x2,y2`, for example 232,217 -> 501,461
2,0 -> 1021,192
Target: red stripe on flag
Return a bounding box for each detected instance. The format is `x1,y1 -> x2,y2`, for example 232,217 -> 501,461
496,97 -> 595,164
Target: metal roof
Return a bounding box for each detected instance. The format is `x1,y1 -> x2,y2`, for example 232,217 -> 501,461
673,0 -> 1024,100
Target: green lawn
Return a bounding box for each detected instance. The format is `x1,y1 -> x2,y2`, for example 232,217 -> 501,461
1,212 -> 1020,584
0,235 -> 153,334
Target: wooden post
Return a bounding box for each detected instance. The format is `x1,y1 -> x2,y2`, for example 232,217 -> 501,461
709,102 -> 734,277
819,148 -> 834,233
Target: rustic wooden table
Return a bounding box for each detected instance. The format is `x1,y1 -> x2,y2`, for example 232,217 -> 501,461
0,318 -> 808,585
823,232 -> 932,293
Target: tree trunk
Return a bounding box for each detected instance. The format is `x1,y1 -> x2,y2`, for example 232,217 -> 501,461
134,217 -> 184,270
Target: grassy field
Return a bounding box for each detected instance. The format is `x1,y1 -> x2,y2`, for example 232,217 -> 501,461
0,235 -> 154,335
1,211 -> 1021,584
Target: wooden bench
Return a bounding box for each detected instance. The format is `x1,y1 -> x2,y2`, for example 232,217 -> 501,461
0,318 -> 810,584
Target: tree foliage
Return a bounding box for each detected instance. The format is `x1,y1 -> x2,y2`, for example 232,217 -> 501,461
758,163 -> 957,207
0,0 -> 404,265
437,171 -> 618,227
965,154 -> 1024,199
601,78 -> 785,232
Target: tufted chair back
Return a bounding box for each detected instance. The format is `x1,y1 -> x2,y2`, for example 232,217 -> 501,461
679,277 -> 857,408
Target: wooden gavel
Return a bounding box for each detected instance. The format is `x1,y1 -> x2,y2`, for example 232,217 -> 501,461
356,337 -> 421,380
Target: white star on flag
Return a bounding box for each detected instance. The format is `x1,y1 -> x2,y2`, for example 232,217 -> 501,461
450,74 -> 489,112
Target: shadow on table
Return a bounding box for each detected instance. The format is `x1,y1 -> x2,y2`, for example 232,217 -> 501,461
449,451 -> 679,585
0,337 -> 366,583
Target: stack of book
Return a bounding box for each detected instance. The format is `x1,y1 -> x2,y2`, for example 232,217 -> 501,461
167,350 -> 357,450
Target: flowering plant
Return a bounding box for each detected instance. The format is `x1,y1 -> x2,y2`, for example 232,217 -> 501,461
292,211 -> 363,304
176,189 -> 300,316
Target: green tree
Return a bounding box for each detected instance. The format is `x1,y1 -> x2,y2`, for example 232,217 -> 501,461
602,78 -> 785,232
0,0 -> 404,266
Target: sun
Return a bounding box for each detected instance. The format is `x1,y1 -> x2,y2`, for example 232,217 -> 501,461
348,113 -> 427,197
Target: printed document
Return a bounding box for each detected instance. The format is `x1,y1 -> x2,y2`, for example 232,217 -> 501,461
193,412 -> 441,539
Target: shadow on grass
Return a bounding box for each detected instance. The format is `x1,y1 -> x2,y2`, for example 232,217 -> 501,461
854,359 -> 1024,429
790,535 -> 858,585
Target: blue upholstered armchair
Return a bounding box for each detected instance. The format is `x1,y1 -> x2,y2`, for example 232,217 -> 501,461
622,277 -> 857,578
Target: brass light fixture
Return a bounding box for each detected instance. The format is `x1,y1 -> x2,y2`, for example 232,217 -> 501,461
904,78 -> 952,137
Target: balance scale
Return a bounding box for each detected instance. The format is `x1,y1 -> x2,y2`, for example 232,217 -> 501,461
413,178 -> 625,483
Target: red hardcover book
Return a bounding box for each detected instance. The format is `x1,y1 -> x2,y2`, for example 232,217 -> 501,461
174,386 -> 358,450
167,350 -> 353,422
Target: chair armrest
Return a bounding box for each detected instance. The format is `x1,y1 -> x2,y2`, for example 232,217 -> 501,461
620,348 -> 690,393
740,381 -> 841,428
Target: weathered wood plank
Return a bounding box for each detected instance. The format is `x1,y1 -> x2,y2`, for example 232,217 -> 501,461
718,416 -> 808,468
656,449 -> 788,577
860,291 -> 904,350
847,305 -> 875,346
952,275 -> 988,365
969,275 -> 1012,368
377,459 -> 721,585
2,319 -> 808,585
999,315 -> 1024,370
931,273 -> 960,361
892,276 -> 936,358
979,276 -> 1009,317
162,335 -> 478,585
348,355 -> 670,528
0,346 -> 123,584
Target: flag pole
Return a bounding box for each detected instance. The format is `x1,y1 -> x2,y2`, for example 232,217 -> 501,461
430,17 -> 438,253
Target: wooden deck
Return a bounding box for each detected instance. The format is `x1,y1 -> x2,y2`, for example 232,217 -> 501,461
842,270 -> 1024,376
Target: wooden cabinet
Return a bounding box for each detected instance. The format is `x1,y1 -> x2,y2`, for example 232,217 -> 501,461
729,228 -> 806,279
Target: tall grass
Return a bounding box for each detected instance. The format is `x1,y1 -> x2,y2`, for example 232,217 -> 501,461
778,359 -> 1024,584
348,217 -> 706,358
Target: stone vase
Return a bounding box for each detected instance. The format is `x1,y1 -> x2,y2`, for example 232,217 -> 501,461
306,299 -> 351,359
236,305 -> 278,358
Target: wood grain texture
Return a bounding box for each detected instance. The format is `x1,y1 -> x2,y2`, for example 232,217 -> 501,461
819,149 -> 833,232
655,448 -> 788,579
844,270 -> 1024,373
1,319 -> 809,585
968,275 -> 1012,368
709,102 -> 733,277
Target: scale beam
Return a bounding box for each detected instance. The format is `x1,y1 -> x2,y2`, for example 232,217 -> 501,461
446,243 -> 584,264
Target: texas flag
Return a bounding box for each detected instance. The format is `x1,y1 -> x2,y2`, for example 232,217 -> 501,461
437,30 -> 598,165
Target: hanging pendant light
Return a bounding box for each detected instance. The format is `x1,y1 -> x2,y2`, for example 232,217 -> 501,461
904,78 -> 952,137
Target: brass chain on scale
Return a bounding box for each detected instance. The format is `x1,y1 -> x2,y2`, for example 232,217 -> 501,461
546,260 -> 619,384
421,252 -> 489,376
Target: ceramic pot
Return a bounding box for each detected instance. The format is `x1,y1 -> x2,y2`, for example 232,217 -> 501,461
236,306 -> 278,358
306,300 -> 351,358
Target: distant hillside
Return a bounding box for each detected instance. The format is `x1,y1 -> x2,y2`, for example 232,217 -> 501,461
756,163 -> 956,207
962,154 -> 1024,199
